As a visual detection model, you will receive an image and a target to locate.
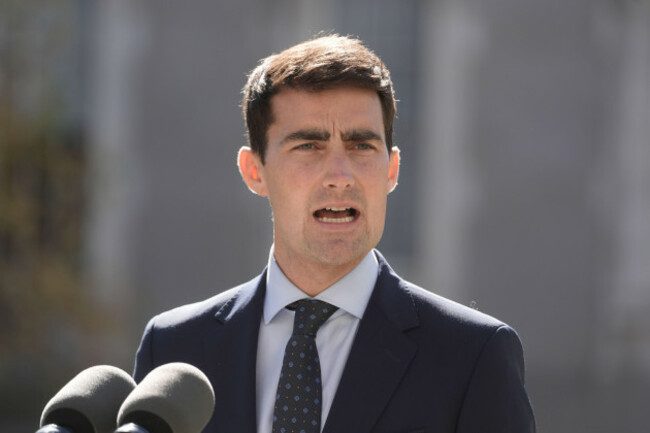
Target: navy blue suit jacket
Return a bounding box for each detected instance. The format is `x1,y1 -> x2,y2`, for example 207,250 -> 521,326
133,252 -> 535,433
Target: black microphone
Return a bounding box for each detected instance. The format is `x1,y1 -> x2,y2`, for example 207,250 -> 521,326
38,365 -> 137,433
116,363 -> 215,433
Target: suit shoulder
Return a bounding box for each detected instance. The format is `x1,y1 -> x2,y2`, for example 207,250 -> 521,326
407,282 -> 504,329
133,272 -> 264,382
398,280 -> 526,369
148,274 -> 262,330
374,250 -> 506,334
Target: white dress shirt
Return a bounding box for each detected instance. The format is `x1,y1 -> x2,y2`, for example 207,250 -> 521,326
255,248 -> 379,433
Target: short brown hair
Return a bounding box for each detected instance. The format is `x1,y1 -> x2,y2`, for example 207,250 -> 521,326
242,35 -> 396,163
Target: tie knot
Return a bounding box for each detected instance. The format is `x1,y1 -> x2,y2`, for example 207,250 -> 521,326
288,299 -> 338,336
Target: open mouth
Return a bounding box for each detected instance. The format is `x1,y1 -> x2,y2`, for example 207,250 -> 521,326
313,207 -> 359,223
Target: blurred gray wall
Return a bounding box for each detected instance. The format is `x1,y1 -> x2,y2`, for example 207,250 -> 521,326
85,1 -> 650,432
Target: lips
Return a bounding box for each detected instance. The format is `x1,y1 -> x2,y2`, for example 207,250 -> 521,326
313,207 -> 358,223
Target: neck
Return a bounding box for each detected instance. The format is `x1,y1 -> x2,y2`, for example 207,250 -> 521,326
273,252 -> 366,297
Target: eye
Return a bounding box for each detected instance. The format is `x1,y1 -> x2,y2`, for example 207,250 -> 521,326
293,142 -> 317,151
354,142 -> 375,151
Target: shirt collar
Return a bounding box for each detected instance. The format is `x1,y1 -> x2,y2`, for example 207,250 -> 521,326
263,246 -> 379,324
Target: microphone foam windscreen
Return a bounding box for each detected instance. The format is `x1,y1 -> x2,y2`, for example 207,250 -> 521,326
117,363 -> 215,433
40,365 -> 137,433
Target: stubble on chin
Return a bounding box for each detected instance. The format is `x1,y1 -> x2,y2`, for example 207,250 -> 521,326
304,226 -> 374,268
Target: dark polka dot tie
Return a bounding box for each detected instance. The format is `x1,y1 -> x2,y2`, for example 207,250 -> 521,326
272,299 -> 338,433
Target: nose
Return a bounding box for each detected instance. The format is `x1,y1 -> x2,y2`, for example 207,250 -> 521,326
322,151 -> 354,190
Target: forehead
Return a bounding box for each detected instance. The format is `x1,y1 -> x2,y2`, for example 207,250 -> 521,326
268,87 -> 384,138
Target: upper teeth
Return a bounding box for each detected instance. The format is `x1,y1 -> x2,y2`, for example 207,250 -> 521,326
326,207 -> 349,211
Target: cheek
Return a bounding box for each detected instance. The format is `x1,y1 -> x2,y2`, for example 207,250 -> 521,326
364,168 -> 393,197
268,184 -> 306,221
364,180 -> 391,221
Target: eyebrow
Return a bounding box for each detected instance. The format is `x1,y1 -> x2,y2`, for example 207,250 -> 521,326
281,128 -> 383,145
281,128 -> 331,144
341,129 -> 383,142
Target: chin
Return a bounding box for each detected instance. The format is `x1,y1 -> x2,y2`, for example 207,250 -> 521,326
308,240 -> 373,267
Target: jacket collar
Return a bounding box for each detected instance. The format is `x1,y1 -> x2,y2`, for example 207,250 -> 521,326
213,250 -> 418,329
206,250 -> 421,433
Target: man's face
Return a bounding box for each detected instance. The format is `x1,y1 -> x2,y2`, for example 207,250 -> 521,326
239,86 -> 399,277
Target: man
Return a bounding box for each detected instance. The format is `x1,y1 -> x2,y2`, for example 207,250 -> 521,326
133,35 -> 536,433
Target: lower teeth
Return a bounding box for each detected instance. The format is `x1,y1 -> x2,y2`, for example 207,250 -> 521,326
319,216 -> 354,223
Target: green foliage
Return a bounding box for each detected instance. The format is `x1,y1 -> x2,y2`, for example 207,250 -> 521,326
0,99 -> 91,354
0,0 -> 111,422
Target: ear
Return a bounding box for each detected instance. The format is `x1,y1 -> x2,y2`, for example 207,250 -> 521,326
237,146 -> 268,197
387,146 -> 400,193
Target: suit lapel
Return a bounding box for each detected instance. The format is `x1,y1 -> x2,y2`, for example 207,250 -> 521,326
323,254 -> 419,433
203,273 -> 266,433
199,255 -> 418,433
